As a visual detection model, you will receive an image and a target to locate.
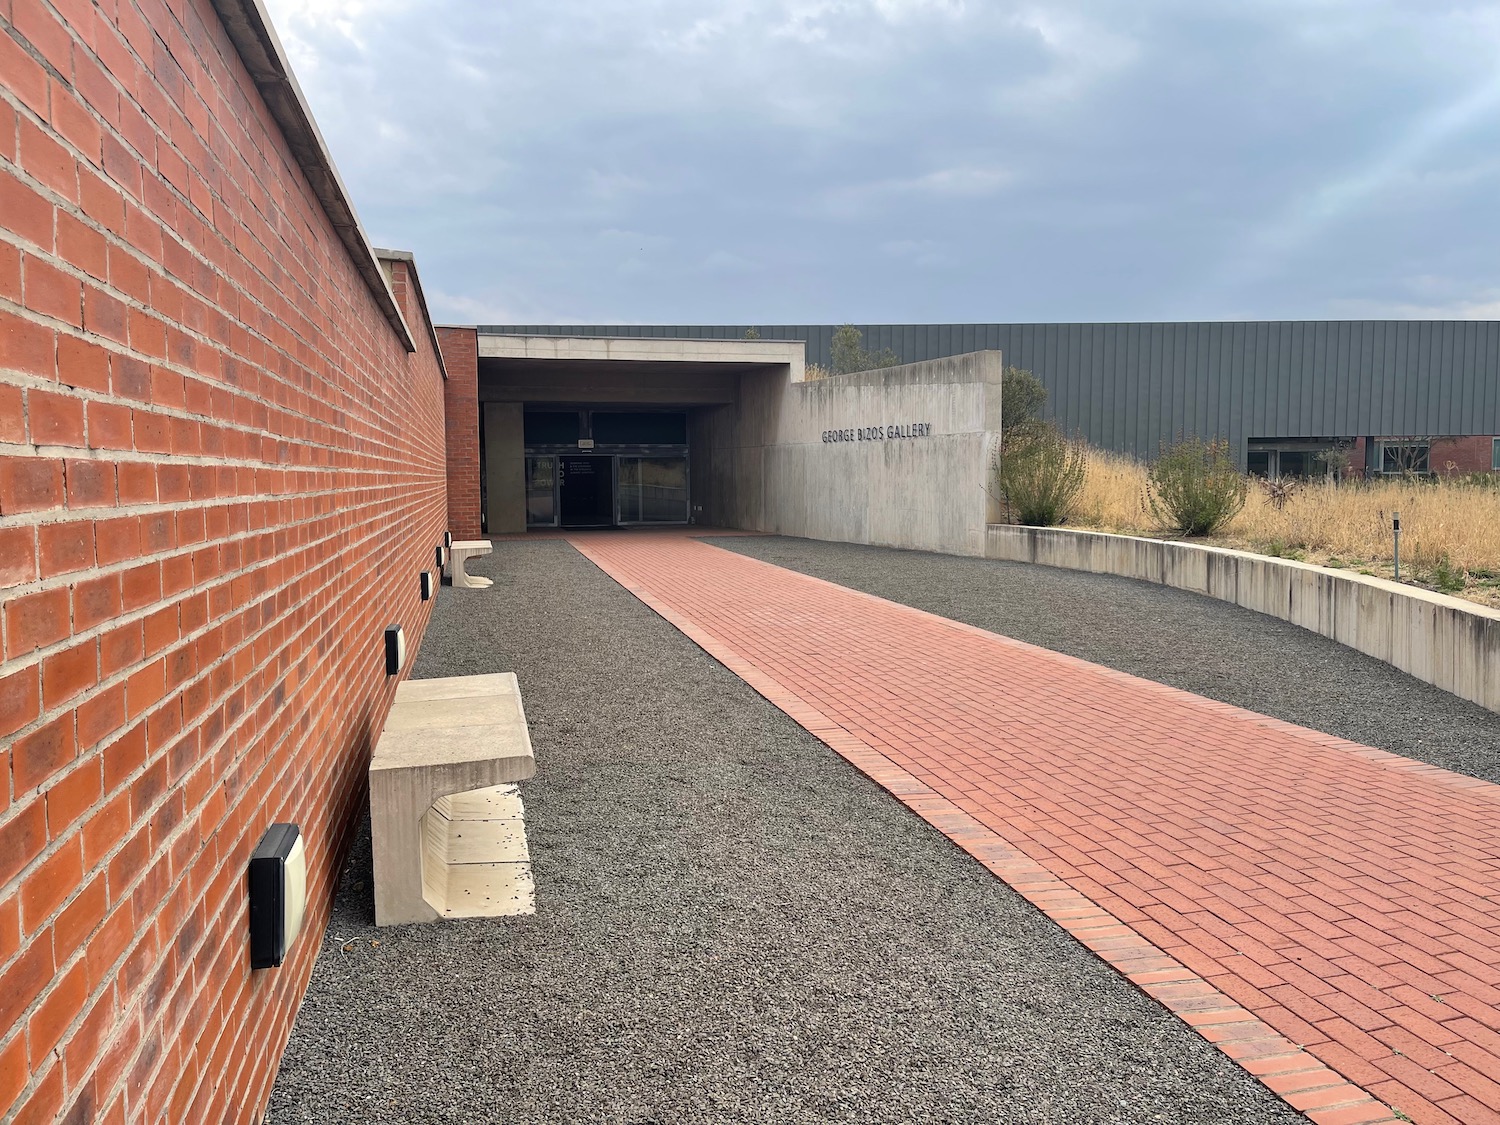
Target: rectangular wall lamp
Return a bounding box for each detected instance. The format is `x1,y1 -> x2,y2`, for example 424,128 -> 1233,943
249,823 -> 307,970
385,625 -> 405,675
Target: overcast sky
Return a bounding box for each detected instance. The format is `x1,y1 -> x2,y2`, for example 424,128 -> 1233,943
262,0 -> 1500,326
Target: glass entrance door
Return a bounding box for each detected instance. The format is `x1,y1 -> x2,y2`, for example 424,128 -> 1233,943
525,456 -> 557,527
559,455 -> 614,527
617,456 -> 689,524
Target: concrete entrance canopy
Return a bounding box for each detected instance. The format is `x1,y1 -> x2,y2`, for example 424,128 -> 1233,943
476,335 -> 807,535
462,332 -> 1002,554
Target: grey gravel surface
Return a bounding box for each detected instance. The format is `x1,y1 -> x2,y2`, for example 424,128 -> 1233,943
267,539 -> 1303,1125
713,535 -> 1500,785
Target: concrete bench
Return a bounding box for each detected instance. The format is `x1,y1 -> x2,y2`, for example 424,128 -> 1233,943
443,540 -> 493,589
369,673 -> 536,926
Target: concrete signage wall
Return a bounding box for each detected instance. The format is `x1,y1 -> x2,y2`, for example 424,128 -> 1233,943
730,352 -> 1003,555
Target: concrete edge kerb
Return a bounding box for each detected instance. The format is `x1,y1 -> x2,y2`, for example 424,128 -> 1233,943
987,524 -> 1500,717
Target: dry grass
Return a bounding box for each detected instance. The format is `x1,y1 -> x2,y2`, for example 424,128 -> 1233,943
1070,449 -> 1500,608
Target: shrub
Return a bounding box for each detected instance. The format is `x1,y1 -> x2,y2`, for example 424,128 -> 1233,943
1424,551 -> 1467,594
1261,539 -> 1306,561
1147,436 -> 1249,536
1001,366 -> 1047,433
995,422 -> 1088,527
830,324 -> 901,374
1259,476 -> 1298,511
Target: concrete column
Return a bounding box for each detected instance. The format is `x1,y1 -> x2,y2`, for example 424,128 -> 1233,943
484,402 -> 526,534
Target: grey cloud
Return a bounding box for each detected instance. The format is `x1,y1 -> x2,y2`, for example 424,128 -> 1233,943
266,0 -> 1500,323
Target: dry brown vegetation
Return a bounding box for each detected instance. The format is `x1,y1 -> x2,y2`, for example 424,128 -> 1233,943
1072,449 -> 1500,608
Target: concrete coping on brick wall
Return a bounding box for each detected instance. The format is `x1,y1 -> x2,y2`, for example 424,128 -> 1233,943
985,523 -> 1500,715
210,0 -> 417,353
374,249 -> 448,378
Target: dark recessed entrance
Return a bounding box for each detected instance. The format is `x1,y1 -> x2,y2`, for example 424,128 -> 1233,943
558,455 -> 614,528
524,408 -> 693,529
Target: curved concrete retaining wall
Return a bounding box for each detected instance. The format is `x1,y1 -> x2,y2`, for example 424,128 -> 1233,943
986,525 -> 1500,714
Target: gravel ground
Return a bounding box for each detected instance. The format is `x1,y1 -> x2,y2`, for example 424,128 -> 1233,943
712,536 -> 1500,785
267,539 -> 1302,1125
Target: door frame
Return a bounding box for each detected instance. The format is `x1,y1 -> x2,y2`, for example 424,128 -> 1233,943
614,454 -> 691,527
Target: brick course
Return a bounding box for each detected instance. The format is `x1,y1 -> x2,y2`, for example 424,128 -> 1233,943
1,1 -> 447,1121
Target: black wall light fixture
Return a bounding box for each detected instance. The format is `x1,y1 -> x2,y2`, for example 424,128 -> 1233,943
385,624 -> 406,675
443,531 -> 453,547
420,571 -> 434,601
435,544 -> 447,570
249,823 -> 307,970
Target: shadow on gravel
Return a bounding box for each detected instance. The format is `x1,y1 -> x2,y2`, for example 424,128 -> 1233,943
711,535 -> 1500,786
267,540 -> 1303,1125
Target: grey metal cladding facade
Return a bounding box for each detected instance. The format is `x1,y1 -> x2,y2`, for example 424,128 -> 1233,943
480,322 -> 1500,461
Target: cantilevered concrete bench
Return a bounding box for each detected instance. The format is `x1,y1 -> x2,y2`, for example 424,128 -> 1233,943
443,540 -> 493,589
370,673 -> 535,926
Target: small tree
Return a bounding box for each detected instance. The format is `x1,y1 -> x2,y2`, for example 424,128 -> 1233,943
1147,436 -> 1248,536
1313,438 -> 1355,481
1001,366 -> 1047,433
743,327 -> 761,340
994,421 -> 1088,527
830,324 -> 901,375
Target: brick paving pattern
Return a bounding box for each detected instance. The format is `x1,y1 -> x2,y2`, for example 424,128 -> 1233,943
569,532 -> 1500,1125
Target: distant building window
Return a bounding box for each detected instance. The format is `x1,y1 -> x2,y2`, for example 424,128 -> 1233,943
1246,440 -> 1351,480
1277,450 -> 1318,479
1493,437 -> 1500,470
1380,441 -> 1430,475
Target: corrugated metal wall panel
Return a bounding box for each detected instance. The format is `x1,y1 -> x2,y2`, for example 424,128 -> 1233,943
477,322 -> 1500,462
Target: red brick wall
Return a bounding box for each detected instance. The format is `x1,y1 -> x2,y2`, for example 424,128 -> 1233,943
436,326 -> 480,537
0,1 -> 447,1122
1431,435 -> 1498,474
1357,436 -> 1499,475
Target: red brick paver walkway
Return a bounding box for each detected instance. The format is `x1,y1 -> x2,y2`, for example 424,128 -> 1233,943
568,532 -> 1500,1125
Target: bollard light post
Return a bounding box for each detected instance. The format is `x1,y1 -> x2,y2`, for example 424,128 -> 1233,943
1393,511 -> 1401,582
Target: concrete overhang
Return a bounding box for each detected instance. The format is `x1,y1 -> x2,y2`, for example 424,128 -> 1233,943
475,334 -> 807,407
478,334 -> 805,378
